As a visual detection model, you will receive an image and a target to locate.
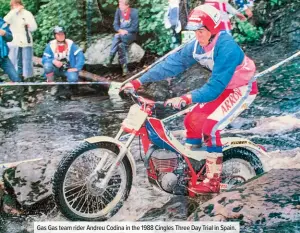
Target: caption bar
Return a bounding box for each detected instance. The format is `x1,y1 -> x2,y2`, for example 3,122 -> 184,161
34,221 -> 240,233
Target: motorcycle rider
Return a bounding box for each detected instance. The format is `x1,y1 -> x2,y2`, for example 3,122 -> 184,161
42,26 -> 85,82
120,4 -> 257,193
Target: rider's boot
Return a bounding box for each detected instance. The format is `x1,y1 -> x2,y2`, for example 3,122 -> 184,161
195,153 -> 223,193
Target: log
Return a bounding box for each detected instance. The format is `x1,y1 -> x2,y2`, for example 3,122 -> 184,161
33,57 -> 111,83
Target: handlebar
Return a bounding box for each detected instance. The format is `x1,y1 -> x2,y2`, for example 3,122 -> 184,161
127,91 -> 187,110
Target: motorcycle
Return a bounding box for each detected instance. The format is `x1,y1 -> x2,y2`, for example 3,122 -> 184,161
53,92 -> 269,221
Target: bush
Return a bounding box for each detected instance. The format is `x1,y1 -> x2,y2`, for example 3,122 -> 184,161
0,0 -> 10,18
233,20 -> 264,43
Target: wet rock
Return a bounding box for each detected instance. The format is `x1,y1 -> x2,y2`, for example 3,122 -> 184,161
3,157 -> 61,207
139,196 -> 199,221
85,34 -> 145,65
256,1 -> 300,48
188,169 -> 300,230
142,63 -> 210,101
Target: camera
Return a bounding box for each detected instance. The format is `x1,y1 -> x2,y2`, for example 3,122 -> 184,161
60,58 -> 70,71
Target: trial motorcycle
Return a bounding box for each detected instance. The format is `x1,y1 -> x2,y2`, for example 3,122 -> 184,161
53,92 -> 268,221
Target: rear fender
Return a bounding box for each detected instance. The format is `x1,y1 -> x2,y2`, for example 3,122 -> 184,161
222,137 -> 270,159
85,136 -> 136,179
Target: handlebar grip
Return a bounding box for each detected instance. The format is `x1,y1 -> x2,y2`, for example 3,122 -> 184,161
181,101 -> 187,109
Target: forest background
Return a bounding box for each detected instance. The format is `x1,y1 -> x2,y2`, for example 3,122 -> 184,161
0,0 -> 292,57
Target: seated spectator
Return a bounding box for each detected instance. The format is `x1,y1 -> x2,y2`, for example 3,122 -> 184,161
0,17 -> 21,82
4,0 -> 37,80
42,26 -> 85,82
104,0 -> 139,76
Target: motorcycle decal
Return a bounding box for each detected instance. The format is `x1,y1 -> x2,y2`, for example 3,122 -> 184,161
146,118 -> 180,154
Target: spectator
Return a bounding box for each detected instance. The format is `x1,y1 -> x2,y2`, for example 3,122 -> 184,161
4,0 -> 37,80
164,0 -> 182,47
42,26 -> 85,83
0,17 -> 21,82
104,0 -> 139,76
234,0 -> 254,19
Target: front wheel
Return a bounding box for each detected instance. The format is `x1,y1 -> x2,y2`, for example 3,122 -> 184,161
222,147 -> 264,190
53,141 -> 132,221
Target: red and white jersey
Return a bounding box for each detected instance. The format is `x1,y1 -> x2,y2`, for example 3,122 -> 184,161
192,32 -> 256,89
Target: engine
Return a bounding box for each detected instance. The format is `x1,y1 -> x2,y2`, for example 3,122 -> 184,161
147,149 -> 188,195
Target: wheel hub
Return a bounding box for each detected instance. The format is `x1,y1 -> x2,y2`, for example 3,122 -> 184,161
86,173 -> 106,196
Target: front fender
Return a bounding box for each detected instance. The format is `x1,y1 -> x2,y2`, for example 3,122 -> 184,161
222,137 -> 270,158
85,136 -> 136,179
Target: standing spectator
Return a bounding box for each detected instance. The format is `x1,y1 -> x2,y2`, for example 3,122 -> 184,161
104,0 -> 139,76
4,0 -> 37,80
0,17 -> 21,82
164,0 -> 182,47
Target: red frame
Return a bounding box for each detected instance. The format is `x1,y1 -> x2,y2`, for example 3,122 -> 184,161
122,97 -> 207,197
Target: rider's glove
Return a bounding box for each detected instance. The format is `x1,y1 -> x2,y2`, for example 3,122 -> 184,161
119,79 -> 142,98
164,94 -> 192,110
120,79 -> 141,92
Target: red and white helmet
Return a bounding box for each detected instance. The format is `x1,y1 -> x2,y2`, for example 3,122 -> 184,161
185,4 -> 221,35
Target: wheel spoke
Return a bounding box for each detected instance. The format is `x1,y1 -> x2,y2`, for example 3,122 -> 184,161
64,182 -> 86,194
72,190 -> 87,210
68,185 -> 87,208
79,195 -> 89,212
68,190 -> 87,204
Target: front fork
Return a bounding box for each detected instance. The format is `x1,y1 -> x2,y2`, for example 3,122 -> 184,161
89,129 -> 135,189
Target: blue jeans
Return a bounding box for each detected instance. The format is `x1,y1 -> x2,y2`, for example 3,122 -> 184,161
43,62 -> 79,82
0,57 -> 21,82
110,33 -> 136,65
8,45 -> 34,78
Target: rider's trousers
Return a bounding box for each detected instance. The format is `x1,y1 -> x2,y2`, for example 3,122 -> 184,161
184,81 -> 258,152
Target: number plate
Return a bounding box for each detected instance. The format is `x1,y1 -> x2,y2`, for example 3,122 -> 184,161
122,104 -> 148,131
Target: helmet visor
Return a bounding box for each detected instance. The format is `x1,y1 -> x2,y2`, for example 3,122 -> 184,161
185,22 -> 204,31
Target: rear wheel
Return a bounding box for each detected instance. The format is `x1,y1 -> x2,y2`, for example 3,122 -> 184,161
53,141 -> 132,221
222,147 -> 264,189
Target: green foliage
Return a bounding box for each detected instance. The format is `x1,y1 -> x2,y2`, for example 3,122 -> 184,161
0,0 -> 10,18
136,0 -> 173,55
270,0 -> 282,6
233,20 -> 264,44
23,0 -> 43,15
34,0 -> 101,56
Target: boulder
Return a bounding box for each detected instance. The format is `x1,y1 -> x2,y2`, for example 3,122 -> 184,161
85,34 -> 145,65
188,169 -> 300,231
139,196 -> 199,221
3,157 -> 61,207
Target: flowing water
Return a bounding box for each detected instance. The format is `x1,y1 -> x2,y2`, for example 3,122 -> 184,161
0,52 -> 299,232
